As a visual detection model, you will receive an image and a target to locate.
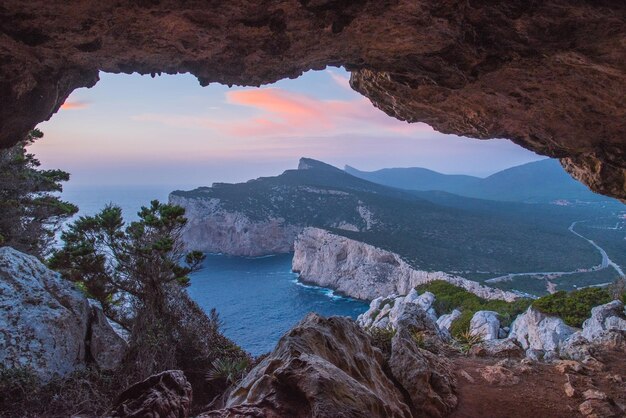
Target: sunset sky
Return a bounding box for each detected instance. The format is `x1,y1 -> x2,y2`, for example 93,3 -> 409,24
32,67 -> 544,189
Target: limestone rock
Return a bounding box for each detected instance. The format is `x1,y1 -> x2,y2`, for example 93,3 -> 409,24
206,313 -> 411,418
111,370 -> 192,418
578,399 -> 618,418
478,365 -> 520,386
169,195 -> 303,256
581,300 -> 626,341
389,305 -> 457,417
1,1 -> 625,200
415,292 -> 436,312
294,227 -> 520,301
560,332 -> 594,361
509,306 -> 577,355
0,247 -> 127,380
583,389 -> 608,401
437,309 -> 462,332
554,360 -> 583,375
88,301 -> 128,371
469,338 -> 524,359
469,311 -> 500,341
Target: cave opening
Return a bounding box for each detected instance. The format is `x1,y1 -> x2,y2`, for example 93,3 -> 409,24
23,68 -> 625,356
1,2 -> 625,415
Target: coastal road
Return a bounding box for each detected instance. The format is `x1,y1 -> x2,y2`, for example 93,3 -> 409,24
486,219 -> 624,284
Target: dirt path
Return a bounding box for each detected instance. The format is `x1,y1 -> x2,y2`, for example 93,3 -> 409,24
448,353 -> 626,418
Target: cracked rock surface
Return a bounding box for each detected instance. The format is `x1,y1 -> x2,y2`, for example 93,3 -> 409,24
0,1 -> 624,199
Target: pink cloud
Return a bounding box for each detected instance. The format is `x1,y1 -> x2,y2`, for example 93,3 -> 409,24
60,100 -> 90,110
133,87 -> 433,138
224,88 -> 432,137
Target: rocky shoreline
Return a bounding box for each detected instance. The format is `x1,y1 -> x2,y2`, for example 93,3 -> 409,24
292,227 -> 521,302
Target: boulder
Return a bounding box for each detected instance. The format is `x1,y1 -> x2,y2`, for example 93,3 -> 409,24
88,301 -> 128,371
358,290 -> 441,331
388,305 -> 457,417
561,332 -> 594,361
0,247 -> 127,380
414,292 -> 436,312
509,306 -> 577,355
437,309 -> 462,332
581,300 -> 626,341
204,313 -> 411,418
469,311 -> 500,341
111,370 -> 192,418
404,288 -> 420,304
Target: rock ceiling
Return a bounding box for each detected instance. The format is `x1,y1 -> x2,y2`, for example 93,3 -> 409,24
1,1 -> 624,199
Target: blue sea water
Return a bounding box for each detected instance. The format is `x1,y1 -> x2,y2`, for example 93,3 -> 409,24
61,185 -> 368,356
187,253 -> 368,356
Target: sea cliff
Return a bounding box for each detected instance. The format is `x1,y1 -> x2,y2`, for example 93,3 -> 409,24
292,227 -> 520,302
169,194 -> 303,256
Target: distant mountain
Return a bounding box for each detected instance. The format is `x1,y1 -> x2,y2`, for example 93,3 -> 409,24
345,159 -> 611,203
171,158 -> 601,279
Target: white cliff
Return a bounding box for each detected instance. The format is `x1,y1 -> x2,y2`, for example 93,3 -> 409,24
292,227 -> 521,302
170,194 -> 303,256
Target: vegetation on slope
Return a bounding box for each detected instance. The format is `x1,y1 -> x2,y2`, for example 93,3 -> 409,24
532,288 -> 612,327
2,201 -> 251,417
415,281 -> 531,337
173,158 -> 605,277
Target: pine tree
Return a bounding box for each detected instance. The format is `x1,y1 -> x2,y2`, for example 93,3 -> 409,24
50,200 -> 206,378
0,129 -> 77,257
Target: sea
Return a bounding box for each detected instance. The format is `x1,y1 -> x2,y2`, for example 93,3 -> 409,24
60,184 -> 368,355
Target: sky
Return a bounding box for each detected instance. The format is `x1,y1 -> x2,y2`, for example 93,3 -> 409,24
32,67 -> 544,190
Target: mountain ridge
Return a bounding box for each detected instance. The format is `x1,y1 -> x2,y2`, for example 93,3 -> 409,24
170,158 -> 615,295
345,159 -> 613,203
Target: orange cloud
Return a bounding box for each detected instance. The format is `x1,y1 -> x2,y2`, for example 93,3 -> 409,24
60,100 -> 90,110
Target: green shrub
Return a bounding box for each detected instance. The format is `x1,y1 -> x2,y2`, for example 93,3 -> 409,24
455,330 -> 483,354
449,310 -> 474,338
367,326 -> 396,355
532,287 -> 612,327
415,280 -> 531,338
410,329 -> 426,349
206,358 -> 249,385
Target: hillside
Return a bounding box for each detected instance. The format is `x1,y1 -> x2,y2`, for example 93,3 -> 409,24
345,159 -> 614,203
171,158 -> 604,285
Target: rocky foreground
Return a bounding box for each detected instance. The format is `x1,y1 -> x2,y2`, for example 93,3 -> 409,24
119,295 -> 626,418
2,245 -> 625,417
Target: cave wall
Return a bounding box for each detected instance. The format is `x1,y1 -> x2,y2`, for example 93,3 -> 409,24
0,0 -> 624,199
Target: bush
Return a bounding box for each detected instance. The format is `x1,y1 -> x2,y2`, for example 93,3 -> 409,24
455,330 -> 483,354
366,326 -> 396,355
449,310 -> 474,338
0,367 -> 118,418
415,280 -> 531,338
532,287 -> 612,327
